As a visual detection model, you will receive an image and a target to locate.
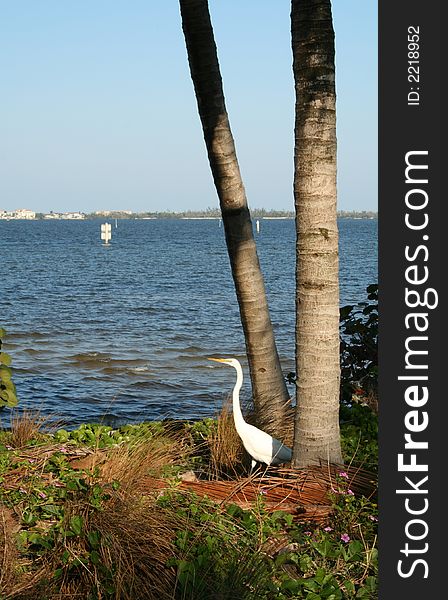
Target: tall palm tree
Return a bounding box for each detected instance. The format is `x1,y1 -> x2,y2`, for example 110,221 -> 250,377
179,0 -> 290,436
291,0 -> 343,466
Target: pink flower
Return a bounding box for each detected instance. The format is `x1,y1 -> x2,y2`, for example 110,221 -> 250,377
369,515 -> 378,522
259,488 -> 267,496
338,471 -> 349,479
324,526 -> 333,532
304,531 -> 312,536
346,489 -> 354,496
340,533 -> 350,543
38,491 -> 47,499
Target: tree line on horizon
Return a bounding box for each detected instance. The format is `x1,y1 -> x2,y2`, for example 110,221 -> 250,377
32,208 -> 377,220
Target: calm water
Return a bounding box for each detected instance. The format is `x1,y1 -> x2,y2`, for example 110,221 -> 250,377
1,218 -> 377,426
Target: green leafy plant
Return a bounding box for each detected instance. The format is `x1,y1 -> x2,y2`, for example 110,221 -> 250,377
340,403 -> 378,471
340,284 -> 378,409
0,328 -> 18,409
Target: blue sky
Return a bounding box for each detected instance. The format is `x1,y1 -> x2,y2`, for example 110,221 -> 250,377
0,1 -> 377,213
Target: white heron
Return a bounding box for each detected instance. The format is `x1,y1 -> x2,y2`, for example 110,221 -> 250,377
208,357 -> 292,474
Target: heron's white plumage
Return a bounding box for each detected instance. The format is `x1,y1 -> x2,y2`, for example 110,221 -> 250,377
208,357 -> 292,469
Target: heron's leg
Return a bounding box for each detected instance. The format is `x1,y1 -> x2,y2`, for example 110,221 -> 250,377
249,459 -> 257,477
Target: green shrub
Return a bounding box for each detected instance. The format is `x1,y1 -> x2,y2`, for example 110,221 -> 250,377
0,328 -> 18,409
340,284 -> 378,407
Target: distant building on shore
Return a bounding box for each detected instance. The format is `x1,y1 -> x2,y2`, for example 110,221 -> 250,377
0,208 -> 36,220
16,208 -> 36,219
65,212 -> 85,219
95,210 -> 133,217
43,211 -> 86,220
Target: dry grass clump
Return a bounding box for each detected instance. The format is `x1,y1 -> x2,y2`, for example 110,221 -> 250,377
365,388 -> 378,415
4,494 -> 179,600
207,401 -> 244,479
95,429 -> 190,492
0,507 -> 20,596
48,494 -> 178,600
92,495 -> 178,599
7,410 -> 49,449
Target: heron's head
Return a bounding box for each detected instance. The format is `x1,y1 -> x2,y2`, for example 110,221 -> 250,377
208,357 -> 241,370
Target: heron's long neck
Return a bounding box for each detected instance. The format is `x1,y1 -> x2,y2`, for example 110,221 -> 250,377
232,363 -> 246,432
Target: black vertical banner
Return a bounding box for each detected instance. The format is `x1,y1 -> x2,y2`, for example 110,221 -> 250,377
379,1 -> 446,597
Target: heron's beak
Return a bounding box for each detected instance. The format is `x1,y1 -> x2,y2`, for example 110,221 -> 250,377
207,357 -> 228,364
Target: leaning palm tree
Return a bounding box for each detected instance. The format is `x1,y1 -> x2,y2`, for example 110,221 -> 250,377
291,0 -> 343,466
179,0 -> 290,437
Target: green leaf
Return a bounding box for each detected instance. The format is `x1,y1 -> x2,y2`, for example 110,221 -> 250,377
314,568 -> 327,584
42,504 -> 61,517
90,550 -> 101,565
280,578 -> 303,593
0,353 -> 11,366
55,429 -> 69,442
0,365 -> 13,380
87,530 -> 101,549
340,305 -> 354,319
3,379 -> 16,392
70,515 -> 84,536
364,576 -> 377,592
304,578 -> 319,592
344,580 -> 356,596
312,540 -> 335,558
0,388 -> 18,407
347,540 -> 363,560
299,554 -> 313,572
22,510 -> 37,526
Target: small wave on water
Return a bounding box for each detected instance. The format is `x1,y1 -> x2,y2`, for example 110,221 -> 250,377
68,352 -> 151,372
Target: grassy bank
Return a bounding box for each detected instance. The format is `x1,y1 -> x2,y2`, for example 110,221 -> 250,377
0,406 -> 377,599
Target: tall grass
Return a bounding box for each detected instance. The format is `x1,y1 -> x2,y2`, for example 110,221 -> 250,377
8,410 -> 51,448
207,400 -> 244,479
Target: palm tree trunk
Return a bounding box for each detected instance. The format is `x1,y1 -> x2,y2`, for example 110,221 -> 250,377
291,0 -> 343,466
180,0 -> 290,436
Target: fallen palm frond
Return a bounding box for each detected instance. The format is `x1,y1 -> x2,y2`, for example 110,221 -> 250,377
139,463 -> 376,524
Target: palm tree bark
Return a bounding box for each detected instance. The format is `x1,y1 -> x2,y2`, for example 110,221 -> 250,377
291,0 -> 343,466
180,0 -> 290,436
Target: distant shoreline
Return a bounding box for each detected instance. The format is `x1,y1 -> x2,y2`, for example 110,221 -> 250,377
1,210 -> 378,222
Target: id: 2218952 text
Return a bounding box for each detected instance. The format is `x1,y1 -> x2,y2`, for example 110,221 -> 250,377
408,26 -> 420,106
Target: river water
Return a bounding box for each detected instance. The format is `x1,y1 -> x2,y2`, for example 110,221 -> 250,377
1,218 -> 377,426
